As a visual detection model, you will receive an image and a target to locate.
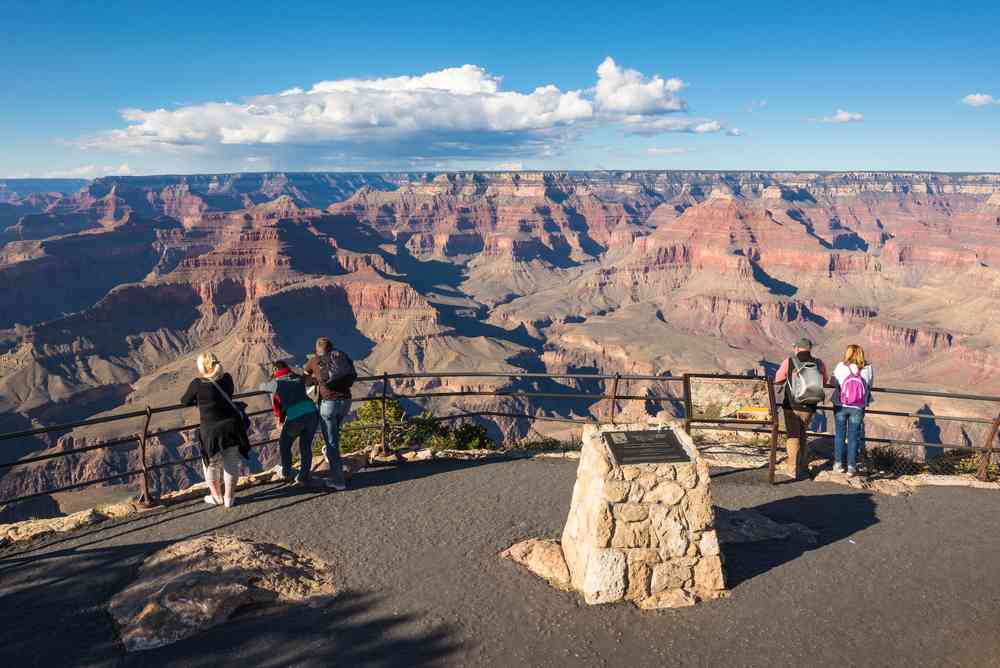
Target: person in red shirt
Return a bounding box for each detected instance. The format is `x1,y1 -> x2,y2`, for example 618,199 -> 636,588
773,338 -> 828,480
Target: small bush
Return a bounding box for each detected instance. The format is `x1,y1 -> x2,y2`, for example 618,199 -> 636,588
341,399 -> 406,453
865,445 -> 920,475
927,452 -> 997,478
516,434 -> 582,451
337,399 -> 498,453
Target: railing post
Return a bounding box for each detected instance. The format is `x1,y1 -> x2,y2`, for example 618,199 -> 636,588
137,406 -> 157,507
682,374 -> 693,435
976,413 -> 1000,482
608,373 -> 621,424
379,372 -> 389,458
766,379 -> 780,485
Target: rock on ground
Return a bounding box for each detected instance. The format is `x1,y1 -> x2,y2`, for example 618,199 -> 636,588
500,539 -> 572,590
108,534 -> 336,652
813,470 -> 913,497
0,501 -> 136,547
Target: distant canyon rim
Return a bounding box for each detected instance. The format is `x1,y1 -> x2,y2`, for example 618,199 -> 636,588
1,170 -> 998,500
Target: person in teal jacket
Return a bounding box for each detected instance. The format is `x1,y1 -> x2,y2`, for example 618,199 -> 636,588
258,360 -> 319,485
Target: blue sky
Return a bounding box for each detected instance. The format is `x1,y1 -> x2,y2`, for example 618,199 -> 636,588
1,0 -> 998,176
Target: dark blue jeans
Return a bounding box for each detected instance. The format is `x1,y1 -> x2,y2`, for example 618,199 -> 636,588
834,406 -> 865,470
319,399 -> 350,486
279,412 -> 318,482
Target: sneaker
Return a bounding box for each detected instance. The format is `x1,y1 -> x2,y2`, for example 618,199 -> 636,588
832,463 -> 845,474
270,465 -> 294,482
204,495 -> 221,506
846,467 -> 857,478
224,497 -> 236,508
325,479 -> 347,491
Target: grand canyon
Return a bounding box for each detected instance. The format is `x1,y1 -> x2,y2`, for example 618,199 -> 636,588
2,171 -> 999,501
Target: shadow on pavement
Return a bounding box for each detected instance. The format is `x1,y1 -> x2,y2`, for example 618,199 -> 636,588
721,492 -> 878,588
0,515 -> 461,667
132,589 -> 462,667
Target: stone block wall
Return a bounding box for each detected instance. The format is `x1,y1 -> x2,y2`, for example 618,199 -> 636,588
560,421 -> 726,608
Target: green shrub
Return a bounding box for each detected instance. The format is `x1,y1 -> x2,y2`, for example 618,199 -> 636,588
336,398 -> 498,453
865,445 -> 920,475
341,399 -> 406,453
927,451 -> 997,478
516,434 -> 582,451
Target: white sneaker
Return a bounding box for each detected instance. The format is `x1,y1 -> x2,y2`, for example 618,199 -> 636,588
204,495 -> 221,506
846,467 -> 857,478
831,463 -> 845,474
224,497 -> 236,508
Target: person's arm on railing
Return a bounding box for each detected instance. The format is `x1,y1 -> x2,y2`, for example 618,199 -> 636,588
180,379 -> 199,407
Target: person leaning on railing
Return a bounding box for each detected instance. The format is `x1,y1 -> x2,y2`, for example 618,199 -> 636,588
258,360 -> 320,487
773,338 -> 828,480
830,344 -> 874,477
180,352 -> 247,508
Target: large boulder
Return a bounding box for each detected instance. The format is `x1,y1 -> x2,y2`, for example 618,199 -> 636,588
109,534 -> 336,652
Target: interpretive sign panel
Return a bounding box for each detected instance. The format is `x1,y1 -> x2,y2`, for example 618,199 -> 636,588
602,429 -> 691,466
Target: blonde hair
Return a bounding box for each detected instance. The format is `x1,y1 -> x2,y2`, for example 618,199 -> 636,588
197,352 -> 222,379
843,344 -> 866,368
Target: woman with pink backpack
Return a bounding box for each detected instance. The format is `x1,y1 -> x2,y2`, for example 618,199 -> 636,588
831,344 -> 874,476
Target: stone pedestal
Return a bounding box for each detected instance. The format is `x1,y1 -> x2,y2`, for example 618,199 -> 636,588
560,422 -> 726,608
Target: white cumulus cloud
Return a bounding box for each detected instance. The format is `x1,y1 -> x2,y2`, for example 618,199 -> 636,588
623,116 -> 724,136
79,59 -> 737,165
962,93 -> 997,107
594,57 -> 686,115
821,109 -> 864,124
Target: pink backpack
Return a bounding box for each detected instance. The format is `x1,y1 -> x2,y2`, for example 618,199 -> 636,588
841,369 -> 867,407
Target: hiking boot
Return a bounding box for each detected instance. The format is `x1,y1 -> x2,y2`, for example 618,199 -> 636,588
832,463 -> 845,474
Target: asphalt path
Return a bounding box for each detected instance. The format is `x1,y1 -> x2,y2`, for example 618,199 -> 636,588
2,459 -> 999,667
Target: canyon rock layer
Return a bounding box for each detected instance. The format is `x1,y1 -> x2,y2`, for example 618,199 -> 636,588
1,171 -> 999,500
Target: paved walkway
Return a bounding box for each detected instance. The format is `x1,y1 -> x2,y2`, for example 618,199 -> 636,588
2,460 -> 999,667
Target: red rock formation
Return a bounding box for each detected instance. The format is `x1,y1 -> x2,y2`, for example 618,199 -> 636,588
2,171 -> 1000,500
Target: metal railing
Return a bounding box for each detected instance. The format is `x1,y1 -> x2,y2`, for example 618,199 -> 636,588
1,371 -> 998,506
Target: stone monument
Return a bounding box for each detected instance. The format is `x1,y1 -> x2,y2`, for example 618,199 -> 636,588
503,420 -> 727,609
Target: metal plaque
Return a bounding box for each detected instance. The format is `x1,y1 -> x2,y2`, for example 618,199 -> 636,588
602,429 -> 691,466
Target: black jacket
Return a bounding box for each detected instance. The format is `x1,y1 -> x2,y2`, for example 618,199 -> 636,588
180,374 -> 244,458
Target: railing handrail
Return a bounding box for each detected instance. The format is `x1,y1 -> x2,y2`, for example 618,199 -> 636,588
3,371 -> 998,447
1,369 -> 998,505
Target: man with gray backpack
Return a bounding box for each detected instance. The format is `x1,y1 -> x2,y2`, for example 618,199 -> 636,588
304,337 -> 357,490
773,337 -> 828,480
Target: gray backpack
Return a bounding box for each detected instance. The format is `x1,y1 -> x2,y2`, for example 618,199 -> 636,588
788,356 -> 826,405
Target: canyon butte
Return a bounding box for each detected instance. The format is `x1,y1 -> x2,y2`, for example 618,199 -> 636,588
1,171 -> 999,500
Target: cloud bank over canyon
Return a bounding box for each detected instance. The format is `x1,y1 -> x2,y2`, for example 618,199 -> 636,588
80,58 -> 740,167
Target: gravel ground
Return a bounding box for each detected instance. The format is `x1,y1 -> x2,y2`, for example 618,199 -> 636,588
2,459 -> 999,667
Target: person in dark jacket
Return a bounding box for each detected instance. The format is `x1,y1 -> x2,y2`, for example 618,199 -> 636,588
303,337 -> 355,491
258,360 -> 319,485
180,352 -> 244,508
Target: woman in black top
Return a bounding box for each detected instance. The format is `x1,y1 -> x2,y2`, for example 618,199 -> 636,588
180,352 -> 243,508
